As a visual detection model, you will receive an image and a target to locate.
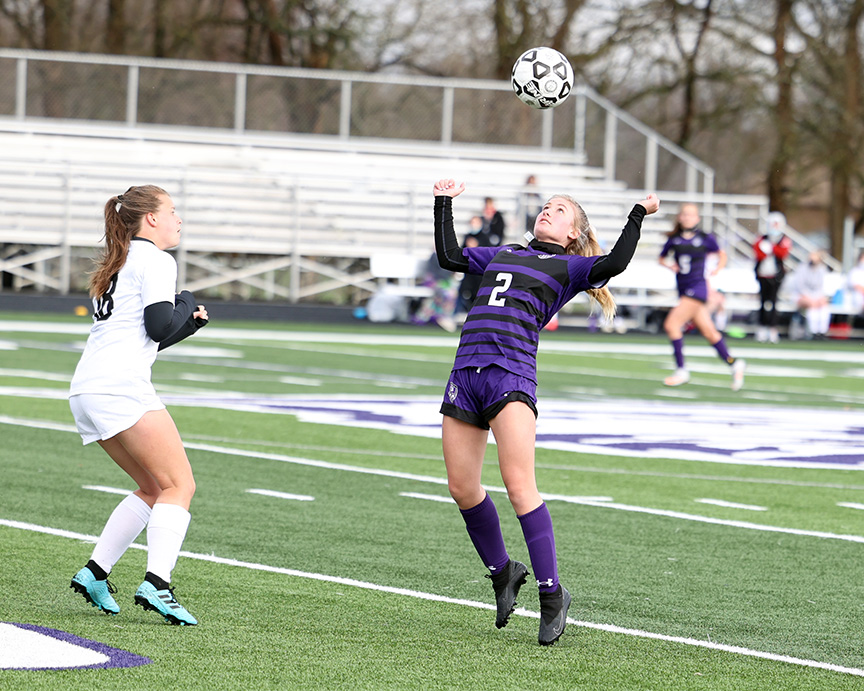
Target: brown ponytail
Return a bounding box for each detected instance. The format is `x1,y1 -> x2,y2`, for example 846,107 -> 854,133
552,195 -> 617,321
89,185 -> 168,298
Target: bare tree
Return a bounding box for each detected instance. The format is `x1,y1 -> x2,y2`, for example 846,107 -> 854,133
767,0 -> 795,215
792,0 -> 864,259
105,0 -> 124,54
490,0 -> 586,79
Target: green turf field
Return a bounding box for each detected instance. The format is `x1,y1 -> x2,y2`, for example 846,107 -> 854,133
1,311 -> 863,689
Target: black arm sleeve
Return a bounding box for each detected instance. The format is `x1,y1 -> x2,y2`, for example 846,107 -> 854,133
143,290 -> 208,351
588,204 -> 647,284
434,196 -> 470,272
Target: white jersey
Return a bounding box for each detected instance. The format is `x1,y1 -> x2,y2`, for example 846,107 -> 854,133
70,239 -> 177,397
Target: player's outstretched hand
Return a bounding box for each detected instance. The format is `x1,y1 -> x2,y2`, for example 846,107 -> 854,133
194,305 -> 209,326
433,179 -> 466,198
638,193 -> 660,215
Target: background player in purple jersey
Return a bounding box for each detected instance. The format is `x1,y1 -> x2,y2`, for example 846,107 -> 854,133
659,203 -> 745,390
433,177 -> 659,645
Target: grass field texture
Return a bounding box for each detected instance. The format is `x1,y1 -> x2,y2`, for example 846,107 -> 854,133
1,311 -> 863,690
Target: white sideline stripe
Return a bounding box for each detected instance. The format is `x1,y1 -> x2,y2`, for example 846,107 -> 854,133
1,517 -> 862,679
6,320 -> 864,363
246,489 -> 315,502
400,492 -> 454,503
82,485 -> 132,496
0,414 -> 77,433
577,500 -> 864,544
186,441 -> 458,487
401,492 -> 614,505
3,410 -> 862,492
695,498 -> 767,511
837,502 -> 864,511
2,418 -> 864,545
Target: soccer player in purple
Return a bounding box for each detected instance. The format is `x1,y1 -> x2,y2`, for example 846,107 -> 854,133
658,203 -> 745,390
433,178 -> 660,645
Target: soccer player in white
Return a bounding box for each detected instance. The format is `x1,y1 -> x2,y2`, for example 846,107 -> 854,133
69,185 -> 208,626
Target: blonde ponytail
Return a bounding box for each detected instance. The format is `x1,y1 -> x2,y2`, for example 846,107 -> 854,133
553,195 -> 617,321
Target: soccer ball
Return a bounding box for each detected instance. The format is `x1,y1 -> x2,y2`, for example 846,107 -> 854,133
511,47 -> 574,110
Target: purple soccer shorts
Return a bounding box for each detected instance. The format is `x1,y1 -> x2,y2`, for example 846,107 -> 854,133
440,365 -> 537,430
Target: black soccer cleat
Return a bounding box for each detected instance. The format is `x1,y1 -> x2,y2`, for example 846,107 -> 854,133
486,559 -> 529,629
538,584 -> 571,646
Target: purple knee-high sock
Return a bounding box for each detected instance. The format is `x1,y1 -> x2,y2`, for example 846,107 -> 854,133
459,493 -> 510,573
711,337 -> 733,364
518,502 -> 559,593
671,338 -> 685,368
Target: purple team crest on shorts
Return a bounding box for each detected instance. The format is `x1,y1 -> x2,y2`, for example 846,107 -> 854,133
447,381 -> 458,402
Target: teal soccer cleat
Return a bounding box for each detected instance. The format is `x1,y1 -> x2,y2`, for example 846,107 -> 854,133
70,567 -> 120,615
134,581 -> 198,626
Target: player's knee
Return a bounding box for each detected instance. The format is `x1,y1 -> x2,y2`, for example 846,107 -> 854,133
447,479 -> 480,508
181,476 -> 196,503
505,482 -> 540,513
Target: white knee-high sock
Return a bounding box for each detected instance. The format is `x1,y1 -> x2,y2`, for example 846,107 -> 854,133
90,494 -> 152,574
146,503 -> 191,584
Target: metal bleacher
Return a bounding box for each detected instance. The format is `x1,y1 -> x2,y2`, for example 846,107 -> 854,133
0,124 -> 630,301
0,48 -> 836,322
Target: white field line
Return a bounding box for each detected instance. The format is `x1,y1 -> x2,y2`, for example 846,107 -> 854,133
837,502 -> 864,511
186,442 -> 864,545
0,414 -> 77,433
533,462 -> 864,491
82,485 -> 132,496
246,489 -> 315,502
1,517 -> 862,678
2,414 -> 863,545
695,498 -> 768,511
5,319 -> 864,363
399,492 -> 453,503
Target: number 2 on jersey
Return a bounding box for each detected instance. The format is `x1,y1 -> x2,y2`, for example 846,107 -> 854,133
93,274 -> 118,321
488,272 -> 512,307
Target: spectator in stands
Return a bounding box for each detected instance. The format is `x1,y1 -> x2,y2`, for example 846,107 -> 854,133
519,175 -> 544,236
753,211 -> 793,343
848,249 -> 864,320
790,250 -> 832,338
480,197 -> 506,247
659,202 -> 745,390
68,185 -> 208,626
413,251 -> 458,332
433,176 -> 660,646
456,216 -> 485,314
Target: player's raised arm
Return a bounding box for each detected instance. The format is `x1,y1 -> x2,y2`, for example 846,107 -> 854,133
433,179 -> 470,273
433,179 -> 466,198
637,193 -> 660,215
589,193 -> 661,282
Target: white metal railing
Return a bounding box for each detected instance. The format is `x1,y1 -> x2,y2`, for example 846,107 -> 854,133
3,48 -> 814,307
0,48 -> 715,195
0,154 -> 771,301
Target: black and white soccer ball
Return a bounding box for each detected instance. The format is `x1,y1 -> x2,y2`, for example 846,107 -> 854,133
511,47 -> 574,110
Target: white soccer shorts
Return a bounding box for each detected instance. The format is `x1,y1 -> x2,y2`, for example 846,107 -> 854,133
70,392 -> 165,445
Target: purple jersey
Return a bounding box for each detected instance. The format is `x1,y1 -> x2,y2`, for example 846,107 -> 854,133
659,230 -> 720,301
452,242 -> 601,382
